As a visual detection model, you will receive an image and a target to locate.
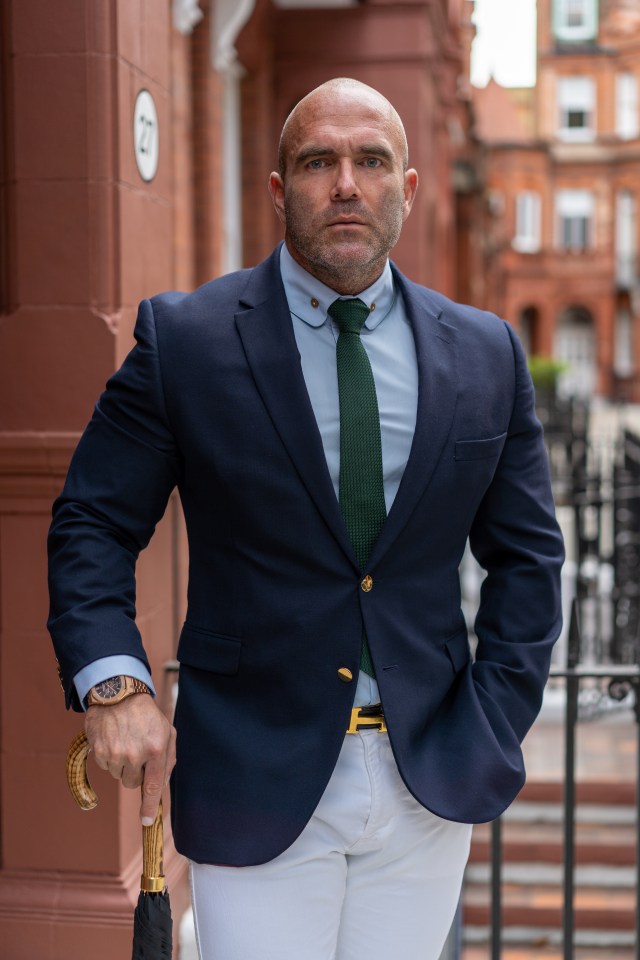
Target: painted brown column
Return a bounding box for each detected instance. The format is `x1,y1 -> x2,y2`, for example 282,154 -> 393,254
0,2 -> 190,956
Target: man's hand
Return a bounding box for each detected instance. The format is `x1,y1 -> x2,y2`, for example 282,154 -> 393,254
85,694 -> 176,826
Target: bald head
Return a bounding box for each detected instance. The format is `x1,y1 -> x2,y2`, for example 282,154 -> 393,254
278,79 -> 409,178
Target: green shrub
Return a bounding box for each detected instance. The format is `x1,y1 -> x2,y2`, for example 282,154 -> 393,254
527,354 -> 568,388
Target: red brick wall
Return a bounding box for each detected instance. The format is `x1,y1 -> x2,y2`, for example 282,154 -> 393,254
0,3 -> 197,954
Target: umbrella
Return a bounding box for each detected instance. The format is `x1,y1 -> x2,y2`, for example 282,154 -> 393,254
132,798 -> 172,958
66,731 -> 173,958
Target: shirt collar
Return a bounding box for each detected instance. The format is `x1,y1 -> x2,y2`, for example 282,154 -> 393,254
279,242 -> 395,331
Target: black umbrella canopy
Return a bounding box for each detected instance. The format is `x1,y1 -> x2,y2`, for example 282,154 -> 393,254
132,889 -> 173,959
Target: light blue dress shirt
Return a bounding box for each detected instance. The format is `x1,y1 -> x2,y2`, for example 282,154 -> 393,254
75,244 -> 418,710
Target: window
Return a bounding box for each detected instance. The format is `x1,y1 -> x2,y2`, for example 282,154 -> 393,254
554,306 -> 596,398
616,73 -> 639,140
616,190 -> 636,287
614,306 -> 634,377
555,190 -> 594,251
557,77 -> 595,141
513,192 -> 542,253
554,0 -> 598,42
518,306 -> 541,355
566,0 -> 586,27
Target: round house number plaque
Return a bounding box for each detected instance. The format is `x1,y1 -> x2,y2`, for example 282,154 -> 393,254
133,90 -> 159,182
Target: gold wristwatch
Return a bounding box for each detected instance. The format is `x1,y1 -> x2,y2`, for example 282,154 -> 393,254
86,675 -> 151,707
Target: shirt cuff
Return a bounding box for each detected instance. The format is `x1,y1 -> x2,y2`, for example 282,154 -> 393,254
74,656 -> 156,710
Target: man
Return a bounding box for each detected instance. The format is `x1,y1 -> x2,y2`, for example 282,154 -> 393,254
48,79 -> 564,959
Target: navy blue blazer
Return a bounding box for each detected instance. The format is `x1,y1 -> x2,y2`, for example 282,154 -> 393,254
48,245 -> 564,866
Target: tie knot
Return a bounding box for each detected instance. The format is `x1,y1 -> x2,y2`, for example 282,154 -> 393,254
327,298 -> 370,335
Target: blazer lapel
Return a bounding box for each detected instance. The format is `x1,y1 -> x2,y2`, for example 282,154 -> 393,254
234,251 -> 357,566
368,271 -> 459,567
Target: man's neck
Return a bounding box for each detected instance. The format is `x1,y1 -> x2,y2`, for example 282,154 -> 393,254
284,240 -> 386,296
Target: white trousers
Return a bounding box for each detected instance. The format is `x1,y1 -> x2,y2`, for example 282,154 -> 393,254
190,730 -> 472,960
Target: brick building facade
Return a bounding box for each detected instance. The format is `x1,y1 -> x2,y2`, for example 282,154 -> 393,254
473,0 -> 640,400
0,1 -> 476,955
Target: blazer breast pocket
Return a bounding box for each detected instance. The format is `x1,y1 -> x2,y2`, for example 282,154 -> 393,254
454,432 -> 507,462
177,623 -> 242,675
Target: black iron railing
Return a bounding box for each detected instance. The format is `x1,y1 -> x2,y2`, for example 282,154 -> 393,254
486,603 -> 640,960
479,411 -> 640,960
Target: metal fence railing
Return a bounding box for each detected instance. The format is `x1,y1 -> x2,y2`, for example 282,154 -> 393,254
460,405 -> 640,959
486,602 -> 640,960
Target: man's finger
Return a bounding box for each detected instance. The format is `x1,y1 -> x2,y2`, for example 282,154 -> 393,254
121,765 -> 144,789
140,757 -> 165,826
93,751 -> 110,772
107,762 -> 126,781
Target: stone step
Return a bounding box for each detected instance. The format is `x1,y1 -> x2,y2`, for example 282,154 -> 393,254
462,944 -> 635,959
462,926 -> 637,952
470,820 -> 636,866
517,781 -> 635,806
466,862 -> 635,887
463,781 -> 638,948
463,882 -> 636,931
502,800 -> 636,826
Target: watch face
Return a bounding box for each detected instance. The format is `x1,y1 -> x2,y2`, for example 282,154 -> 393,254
94,676 -> 124,700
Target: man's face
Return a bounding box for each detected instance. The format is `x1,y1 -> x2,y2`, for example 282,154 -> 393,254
269,89 -> 418,294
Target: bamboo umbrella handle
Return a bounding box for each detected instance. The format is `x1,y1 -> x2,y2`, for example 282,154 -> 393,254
141,800 -> 166,893
66,730 -> 166,892
66,730 -> 98,810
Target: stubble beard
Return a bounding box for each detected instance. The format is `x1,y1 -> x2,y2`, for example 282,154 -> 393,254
283,190 -> 405,294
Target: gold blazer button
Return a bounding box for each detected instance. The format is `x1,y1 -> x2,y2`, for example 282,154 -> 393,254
361,575 -> 373,592
337,667 -> 353,683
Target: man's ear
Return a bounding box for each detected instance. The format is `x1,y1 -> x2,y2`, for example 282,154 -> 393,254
402,168 -> 419,221
268,172 -> 287,224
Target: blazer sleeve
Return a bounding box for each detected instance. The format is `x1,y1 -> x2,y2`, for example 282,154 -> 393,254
468,321 -> 565,742
47,298 -> 183,711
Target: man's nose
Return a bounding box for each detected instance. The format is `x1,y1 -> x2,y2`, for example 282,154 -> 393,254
331,159 -> 360,200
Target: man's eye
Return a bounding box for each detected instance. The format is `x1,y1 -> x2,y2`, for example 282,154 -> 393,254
362,157 -> 381,168
308,159 -> 327,170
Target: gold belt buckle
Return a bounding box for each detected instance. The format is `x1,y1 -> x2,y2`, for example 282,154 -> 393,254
346,707 -> 387,734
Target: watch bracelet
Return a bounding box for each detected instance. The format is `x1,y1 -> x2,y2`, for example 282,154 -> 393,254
86,675 -> 151,706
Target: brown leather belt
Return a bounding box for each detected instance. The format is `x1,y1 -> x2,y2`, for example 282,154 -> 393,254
346,703 -> 387,734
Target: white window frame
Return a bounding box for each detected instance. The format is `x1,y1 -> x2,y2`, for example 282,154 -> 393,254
614,306 -> 634,377
555,189 -> 595,252
554,309 -> 597,398
513,191 -> 542,253
554,0 -> 598,42
616,73 -> 639,140
616,190 -> 637,287
557,76 -> 596,141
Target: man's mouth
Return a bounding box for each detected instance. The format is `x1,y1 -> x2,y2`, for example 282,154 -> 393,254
327,218 -> 366,228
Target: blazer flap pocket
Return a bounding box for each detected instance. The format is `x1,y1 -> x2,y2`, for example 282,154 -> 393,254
177,624 -> 242,675
455,432 -> 507,462
444,629 -> 471,672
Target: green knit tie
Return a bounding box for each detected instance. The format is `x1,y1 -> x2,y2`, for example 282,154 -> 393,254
328,297 -> 386,678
